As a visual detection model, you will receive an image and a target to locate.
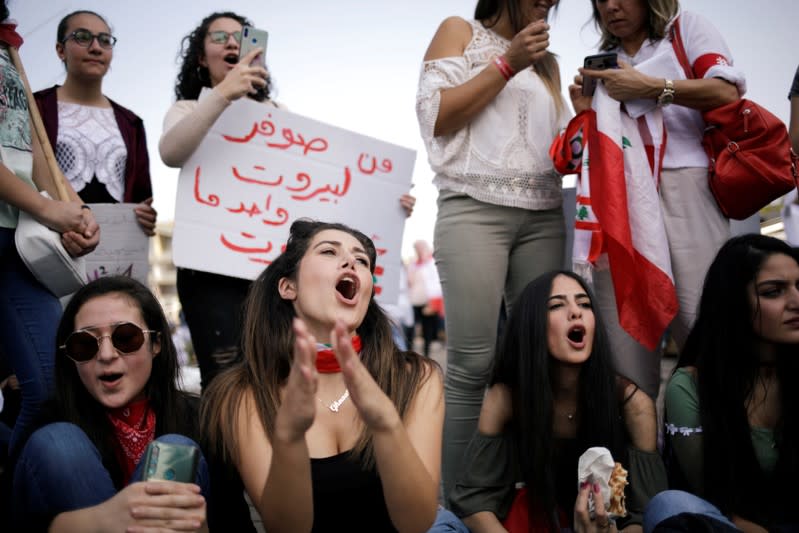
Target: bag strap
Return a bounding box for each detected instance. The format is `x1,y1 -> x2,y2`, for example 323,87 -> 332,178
8,47 -> 72,202
670,16 -> 695,81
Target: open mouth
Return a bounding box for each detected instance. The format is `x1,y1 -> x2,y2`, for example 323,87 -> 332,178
567,326 -> 586,344
99,373 -> 123,383
223,53 -> 239,65
335,275 -> 359,301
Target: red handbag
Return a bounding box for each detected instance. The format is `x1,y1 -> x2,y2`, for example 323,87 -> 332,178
671,17 -> 798,220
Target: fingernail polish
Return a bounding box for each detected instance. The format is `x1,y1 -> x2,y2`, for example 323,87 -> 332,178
593,482 -> 600,493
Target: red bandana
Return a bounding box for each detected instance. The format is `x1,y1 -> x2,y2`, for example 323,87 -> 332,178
0,23 -> 23,49
316,335 -> 362,373
107,398 -> 156,485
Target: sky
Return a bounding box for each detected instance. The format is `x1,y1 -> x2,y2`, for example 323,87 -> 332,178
12,0 -> 798,259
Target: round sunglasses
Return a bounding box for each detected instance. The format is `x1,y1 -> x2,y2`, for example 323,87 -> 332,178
61,29 -> 117,49
60,322 -> 157,363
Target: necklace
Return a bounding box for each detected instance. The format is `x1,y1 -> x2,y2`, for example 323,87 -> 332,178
318,389 -> 350,412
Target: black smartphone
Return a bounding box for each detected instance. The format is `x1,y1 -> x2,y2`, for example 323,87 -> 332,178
141,441 -> 199,483
581,52 -> 618,97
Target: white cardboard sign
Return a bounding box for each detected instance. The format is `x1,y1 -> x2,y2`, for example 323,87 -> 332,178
85,203 -> 149,284
172,94 -> 414,302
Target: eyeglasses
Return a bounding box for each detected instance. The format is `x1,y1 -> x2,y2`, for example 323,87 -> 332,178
61,29 -> 117,49
61,322 -> 157,363
207,30 -> 241,44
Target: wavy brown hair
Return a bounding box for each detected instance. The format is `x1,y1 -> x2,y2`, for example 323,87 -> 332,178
201,219 -> 437,468
589,0 -> 679,51
174,11 -> 272,101
475,0 -> 566,118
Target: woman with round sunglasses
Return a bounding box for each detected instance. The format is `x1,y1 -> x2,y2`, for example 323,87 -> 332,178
12,276 -> 209,532
34,10 -> 157,236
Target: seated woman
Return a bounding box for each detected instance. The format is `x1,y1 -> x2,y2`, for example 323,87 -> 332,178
13,277 -> 208,532
450,270 -> 666,533
649,234 -> 799,533
201,219 -> 445,532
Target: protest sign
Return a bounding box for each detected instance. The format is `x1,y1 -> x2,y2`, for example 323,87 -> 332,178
85,203 -> 149,284
173,93 -> 415,302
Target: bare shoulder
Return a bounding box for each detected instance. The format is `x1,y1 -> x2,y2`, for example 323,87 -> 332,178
477,383 -> 512,436
423,16 -> 473,62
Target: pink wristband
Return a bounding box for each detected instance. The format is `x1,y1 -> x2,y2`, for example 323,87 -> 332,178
493,56 -> 516,82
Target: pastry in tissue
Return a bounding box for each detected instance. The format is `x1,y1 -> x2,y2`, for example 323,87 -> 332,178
607,462 -> 628,517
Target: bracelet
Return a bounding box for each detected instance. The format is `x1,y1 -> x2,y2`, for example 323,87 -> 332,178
493,56 -> 516,82
80,204 -> 91,210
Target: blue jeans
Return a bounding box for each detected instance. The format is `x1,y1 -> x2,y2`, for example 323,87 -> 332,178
13,422 -> 210,521
0,228 -> 61,457
643,490 -> 738,533
427,506 -> 471,533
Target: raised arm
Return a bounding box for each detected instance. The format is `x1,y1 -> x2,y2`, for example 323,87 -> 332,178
159,49 -> 268,167
234,319 -> 317,533
423,17 -> 551,137
331,321 -> 441,533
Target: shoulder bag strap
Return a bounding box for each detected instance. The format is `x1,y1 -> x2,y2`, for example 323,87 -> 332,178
670,16 -> 695,81
8,47 -> 71,202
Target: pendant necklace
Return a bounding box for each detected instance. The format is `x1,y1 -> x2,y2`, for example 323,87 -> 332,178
319,389 -> 350,412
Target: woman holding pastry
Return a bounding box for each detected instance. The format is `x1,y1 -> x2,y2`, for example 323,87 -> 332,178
449,271 -> 666,533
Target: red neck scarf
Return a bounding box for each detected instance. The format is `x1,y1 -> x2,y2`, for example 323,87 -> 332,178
107,398 -> 156,485
0,23 -> 23,49
316,335 -> 362,373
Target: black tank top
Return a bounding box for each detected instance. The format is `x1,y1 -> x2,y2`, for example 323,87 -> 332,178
310,449 -> 397,532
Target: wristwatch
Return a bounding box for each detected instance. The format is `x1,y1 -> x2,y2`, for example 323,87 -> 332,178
657,79 -> 675,107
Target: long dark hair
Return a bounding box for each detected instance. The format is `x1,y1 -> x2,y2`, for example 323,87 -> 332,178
491,271 -> 625,532
474,0 -> 565,118
1,1 -> 9,23
50,276 -> 194,487
676,234 -> 799,524
202,219 -> 437,468
174,11 -> 272,101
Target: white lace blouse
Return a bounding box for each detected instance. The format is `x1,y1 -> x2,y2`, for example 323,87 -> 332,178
416,19 -> 570,211
56,101 -> 127,201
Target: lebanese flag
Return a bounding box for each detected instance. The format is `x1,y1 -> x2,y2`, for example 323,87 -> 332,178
551,87 -> 677,351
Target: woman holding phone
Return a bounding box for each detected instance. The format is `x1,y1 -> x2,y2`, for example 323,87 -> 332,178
416,0 -> 569,498
159,11 -> 276,394
13,277 -> 208,532
560,0 -> 744,401
34,10 -> 156,236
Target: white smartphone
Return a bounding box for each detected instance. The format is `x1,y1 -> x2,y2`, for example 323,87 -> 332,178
239,26 -> 268,68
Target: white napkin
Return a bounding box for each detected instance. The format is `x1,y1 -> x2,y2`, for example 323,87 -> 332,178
577,446 -> 615,515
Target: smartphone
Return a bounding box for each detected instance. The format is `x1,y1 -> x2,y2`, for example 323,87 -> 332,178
239,26 -> 269,68
141,441 -> 199,483
581,52 -> 618,97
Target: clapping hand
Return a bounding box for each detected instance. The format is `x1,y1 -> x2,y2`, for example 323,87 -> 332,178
274,319 -> 319,444
331,320 -> 400,433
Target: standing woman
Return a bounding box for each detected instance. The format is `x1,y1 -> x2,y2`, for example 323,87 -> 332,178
416,0 -> 569,497
566,0 -> 741,399
159,11 -> 273,391
0,2 -> 99,458
202,219 -> 445,532
649,235 -> 799,532
34,10 -> 156,236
